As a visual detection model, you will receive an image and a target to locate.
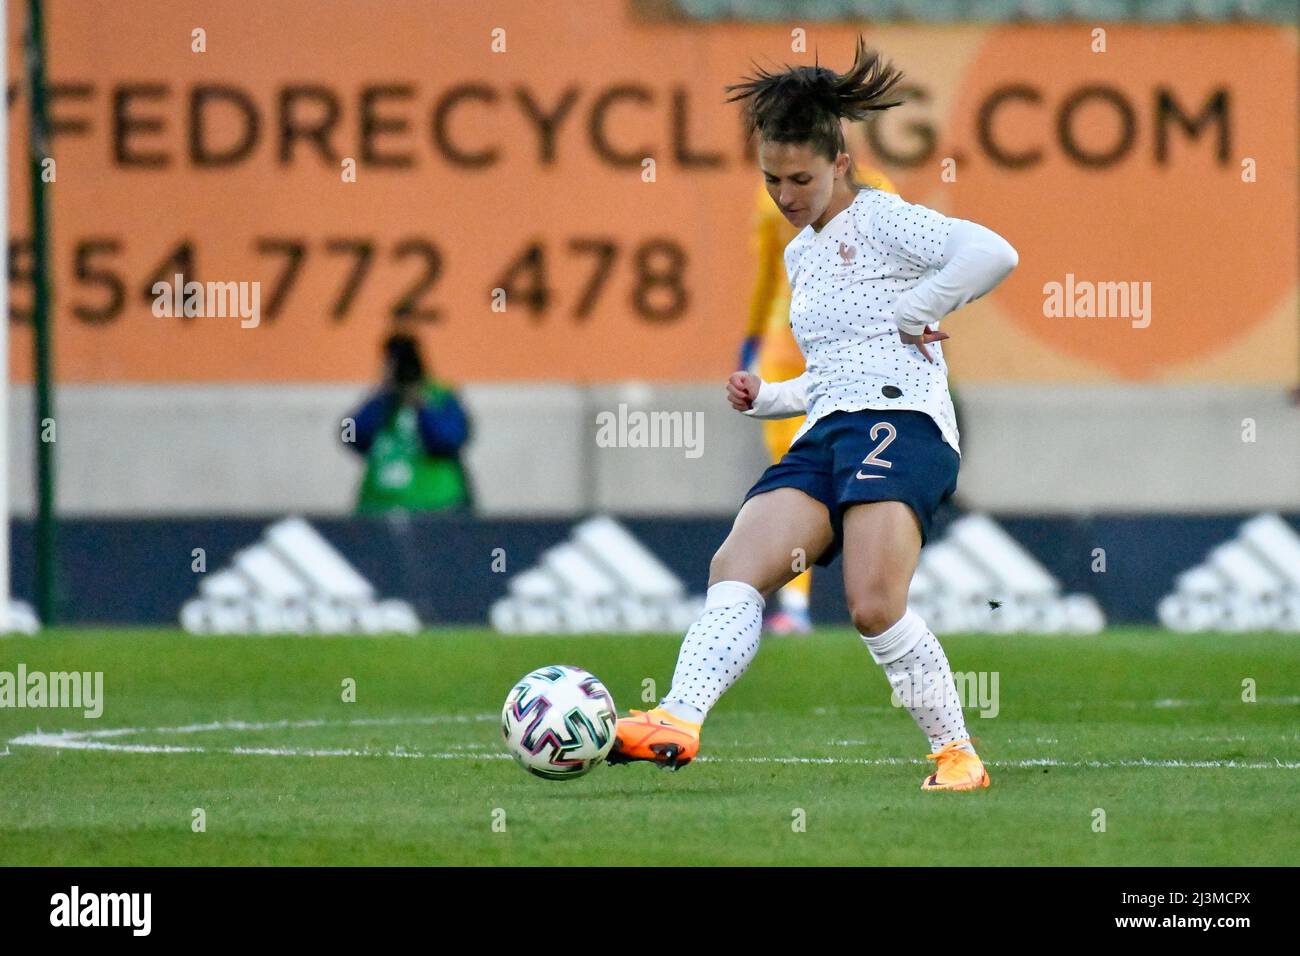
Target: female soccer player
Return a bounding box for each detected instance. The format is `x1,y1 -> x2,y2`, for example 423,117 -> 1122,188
607,39 -> 1018,791
742,147 -> 897,636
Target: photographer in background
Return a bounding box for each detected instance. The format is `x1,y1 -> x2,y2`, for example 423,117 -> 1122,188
344,333 -> 473,514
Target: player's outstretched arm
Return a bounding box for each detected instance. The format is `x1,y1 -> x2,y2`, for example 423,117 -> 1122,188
727,370 -> 810,419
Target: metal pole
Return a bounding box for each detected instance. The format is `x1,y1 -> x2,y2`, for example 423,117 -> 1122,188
26,0 -> 55,625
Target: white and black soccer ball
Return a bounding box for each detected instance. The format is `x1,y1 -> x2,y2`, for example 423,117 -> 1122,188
501,665 -> 617,780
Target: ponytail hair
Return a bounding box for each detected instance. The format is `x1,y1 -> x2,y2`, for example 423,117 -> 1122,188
724,36 -> 904,170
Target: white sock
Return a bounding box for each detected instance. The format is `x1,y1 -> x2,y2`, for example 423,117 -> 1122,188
659,581 -> 765,725
860,609 -> 975,755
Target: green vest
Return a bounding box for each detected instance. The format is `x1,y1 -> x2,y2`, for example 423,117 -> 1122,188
356,383 -> 470,514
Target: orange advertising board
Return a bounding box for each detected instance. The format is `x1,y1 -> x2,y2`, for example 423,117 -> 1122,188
6,2 -> 1296,384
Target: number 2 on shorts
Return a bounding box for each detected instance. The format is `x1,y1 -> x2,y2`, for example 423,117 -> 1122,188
855,422 -> 896,480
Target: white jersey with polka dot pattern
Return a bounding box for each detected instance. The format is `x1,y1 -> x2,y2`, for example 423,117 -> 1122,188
783,187 -> 963,453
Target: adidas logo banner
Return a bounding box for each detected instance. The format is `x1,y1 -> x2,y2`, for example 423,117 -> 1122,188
180,517 -> 421,635
909,514 -> 1105,634
490,516 -> 706,634
1158,513 -> 1300,632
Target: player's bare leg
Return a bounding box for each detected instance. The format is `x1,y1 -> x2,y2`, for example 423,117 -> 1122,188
841,501 -> 989,791
761,416 -> 815,636
607,488 -> 833,769
707,487 -> 833,593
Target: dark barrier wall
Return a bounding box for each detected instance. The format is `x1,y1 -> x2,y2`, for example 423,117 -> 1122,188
9,510 -> 1299,628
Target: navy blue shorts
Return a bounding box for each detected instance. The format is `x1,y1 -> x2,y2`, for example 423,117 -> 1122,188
742,409 -> 960,566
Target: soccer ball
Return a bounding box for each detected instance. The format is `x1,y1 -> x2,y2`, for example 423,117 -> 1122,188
501,665 -> 617,780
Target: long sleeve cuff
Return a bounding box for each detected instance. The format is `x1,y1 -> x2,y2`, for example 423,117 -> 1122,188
742,372 -> 810,420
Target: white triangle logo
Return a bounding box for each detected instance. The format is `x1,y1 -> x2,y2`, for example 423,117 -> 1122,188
1158,513 -> 1300,632
909,514 -> 1105,633
181,517 -> 420,635
491,515 -> 705,634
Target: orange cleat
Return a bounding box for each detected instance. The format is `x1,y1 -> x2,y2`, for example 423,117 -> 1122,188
920,739 -> 991,792
606,707 -> 701,771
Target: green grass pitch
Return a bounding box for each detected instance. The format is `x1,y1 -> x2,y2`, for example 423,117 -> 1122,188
1,628 -> 1296,866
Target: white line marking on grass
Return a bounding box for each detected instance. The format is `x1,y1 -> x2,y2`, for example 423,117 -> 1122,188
120,714 -> 498,736
6,729 -> 515,760
811,696 -> 1300,717
1002,757 -> 1300,769
6,716 -> 1298,769
1093,695 -> 1300,710
6,715 -> 501,758
698,755 -> 1300,770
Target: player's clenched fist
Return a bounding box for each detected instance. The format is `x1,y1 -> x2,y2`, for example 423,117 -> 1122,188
727,371 -> 760,411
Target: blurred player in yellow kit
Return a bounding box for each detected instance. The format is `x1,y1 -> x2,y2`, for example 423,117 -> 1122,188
740,144 -> 896,635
